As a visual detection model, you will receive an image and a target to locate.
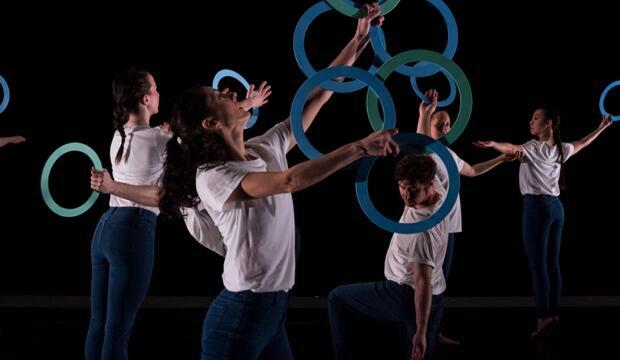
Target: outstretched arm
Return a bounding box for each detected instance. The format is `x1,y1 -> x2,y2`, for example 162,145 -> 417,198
411,262 -> 433,360
285,3 -> 385,152
91,167 -> 160,207
571,116 -> 612,156
460,152 -> 522,177
417,89 -> 438,136
473,140 -> 523,155
226,128 -> 399,201
0,135 -> 25,148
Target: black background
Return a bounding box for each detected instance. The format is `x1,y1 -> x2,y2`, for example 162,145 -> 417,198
0,0 -> 618,299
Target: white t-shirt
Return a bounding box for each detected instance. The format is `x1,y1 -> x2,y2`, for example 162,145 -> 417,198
430,148 -> 465,233
182,203 -> 225,257
384,184 -> 449,295
196,122 -> 295,293
109,125 -> 172,215
519,140 -> 575,196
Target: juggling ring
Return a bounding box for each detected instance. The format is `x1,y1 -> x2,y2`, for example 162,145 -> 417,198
355,132 -> 460,234
41,143 -> 102,218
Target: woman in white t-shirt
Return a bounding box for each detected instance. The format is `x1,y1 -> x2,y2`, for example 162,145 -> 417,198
84,68 -> 169,360
158,7 -> 400,359
86,69 -> 269,359
417,89 -> 521,345
474,108 -> 612,337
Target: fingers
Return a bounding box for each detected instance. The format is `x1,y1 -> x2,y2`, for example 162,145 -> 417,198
385,127 -> 399,137
247,84 -> 254,95
258,81 -> 267,93
366,3 -> 382,22
516,151 -> 524,160
221,88 -> 230,94
386,137 -> 400,156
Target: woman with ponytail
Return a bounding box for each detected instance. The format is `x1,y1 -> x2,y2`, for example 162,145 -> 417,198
86,68 -> 269,359
474,108 -> 612,338
84,68 -> 167,360
160,5 -> 399,359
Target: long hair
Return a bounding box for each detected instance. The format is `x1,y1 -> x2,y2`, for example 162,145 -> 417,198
539,107 -> 566,189
160,85 -> 231,219
111,68 -> 152,164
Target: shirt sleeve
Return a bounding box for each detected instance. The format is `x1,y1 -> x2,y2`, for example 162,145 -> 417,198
561,142 -> 575,162
410,232 -> 436,268
247,122 -> 291,158
196,164 -> 248,212
520,140 -> 537,162
450,149 -> 466,172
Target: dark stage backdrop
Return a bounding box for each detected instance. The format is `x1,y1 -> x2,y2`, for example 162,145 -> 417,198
0,1 -> 618,298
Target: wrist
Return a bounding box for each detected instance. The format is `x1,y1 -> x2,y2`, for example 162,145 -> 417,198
352,34 -> 368,45
354,141 -> 368,157
109,180 -> 119,195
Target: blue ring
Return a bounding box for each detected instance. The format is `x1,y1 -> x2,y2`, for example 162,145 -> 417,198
599,80 -> 620,121
409,68 -> 457,107
0,74 -> 10,114
369,0 -> 457,78
355,132 -> 460,234
212,69 -> 259,129
369,0 -> 458,106
294,1 -> 377,93
290,65 -> 396,160
369,25 -> 457,107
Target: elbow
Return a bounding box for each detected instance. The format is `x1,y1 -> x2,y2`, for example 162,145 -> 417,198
282,174 -> 301,194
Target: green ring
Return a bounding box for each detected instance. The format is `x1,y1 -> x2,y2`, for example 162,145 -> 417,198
325,0 -> 401,18
41,142 -> 103,218
366,49 -> 472,145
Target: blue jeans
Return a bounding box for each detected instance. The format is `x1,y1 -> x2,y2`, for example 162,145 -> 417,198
85,207 -> 156,360
328,281 -> 443,360
201,289 -> 292,360
522,195 -> 564,318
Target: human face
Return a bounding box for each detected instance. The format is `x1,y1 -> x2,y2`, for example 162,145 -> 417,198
529,109 -> 551,137
430,111 -> 451,139
144,73 -> 160,115
398,179 -> 433,208
203,87 -> 250,128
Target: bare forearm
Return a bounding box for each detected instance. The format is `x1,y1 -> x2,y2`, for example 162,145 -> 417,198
414,279 -> 432,334
416,113 -> 432,137
286,142 -> 366,192
302,37 -> 367,128
111,182 -> 161,207
573,125 -> 608,154
492,142 -> 520,154
244,141 -> 366,199
469,155 -> 506,177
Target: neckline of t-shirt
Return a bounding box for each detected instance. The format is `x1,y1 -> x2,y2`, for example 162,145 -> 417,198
123,125 -> 152,133
532,139 -> 557,147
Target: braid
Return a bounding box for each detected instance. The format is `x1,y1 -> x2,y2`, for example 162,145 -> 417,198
113,103 -> 129,164
111,68 -> 151,165
553,122 -> 566,189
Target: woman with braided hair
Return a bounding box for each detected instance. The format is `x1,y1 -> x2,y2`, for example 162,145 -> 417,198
474,108 -> 612,338
86,68 -> 269,359
84,68 -> 167,360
